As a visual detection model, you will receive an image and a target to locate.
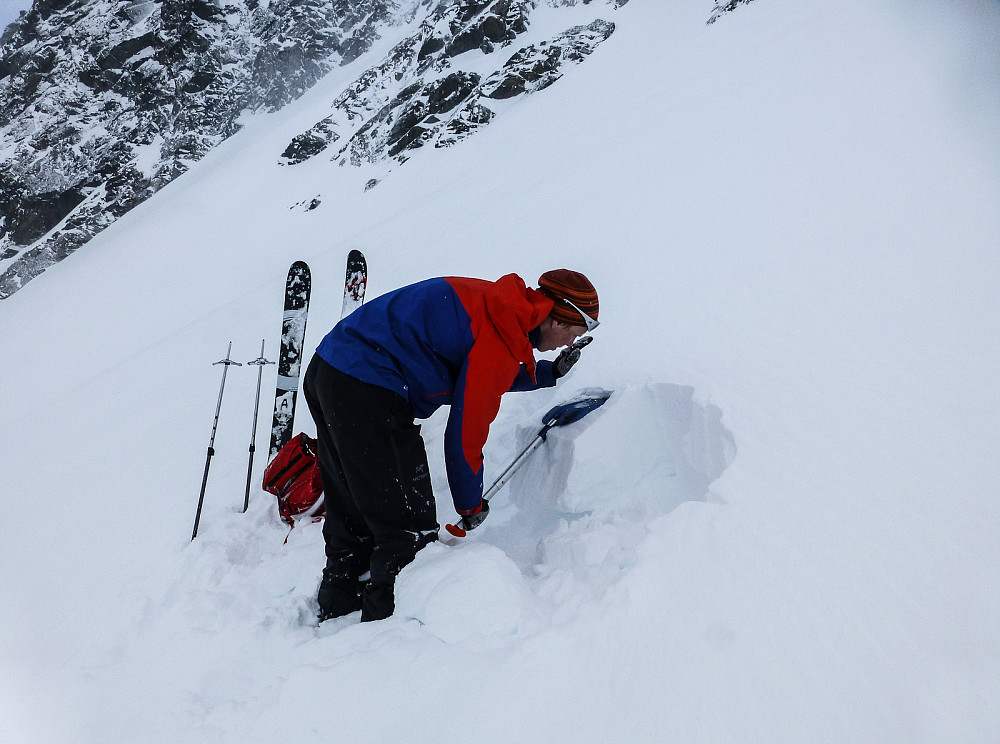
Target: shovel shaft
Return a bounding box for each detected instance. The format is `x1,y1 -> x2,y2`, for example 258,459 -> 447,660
444,388 -> 612,539
483,434 -> 545,503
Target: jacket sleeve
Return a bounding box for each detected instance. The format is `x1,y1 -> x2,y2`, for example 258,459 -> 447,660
443,337 -> 521,513
509,360 -> 555,391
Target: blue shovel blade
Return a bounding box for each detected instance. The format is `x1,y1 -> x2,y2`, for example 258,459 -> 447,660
541,388 -> 613,430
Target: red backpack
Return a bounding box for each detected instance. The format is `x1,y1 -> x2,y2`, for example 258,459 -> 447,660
262,433 -> 324,525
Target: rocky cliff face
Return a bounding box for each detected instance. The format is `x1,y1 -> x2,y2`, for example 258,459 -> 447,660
279,3 -> 618,176
0,0 -> 718,299
0,0 -> 411,298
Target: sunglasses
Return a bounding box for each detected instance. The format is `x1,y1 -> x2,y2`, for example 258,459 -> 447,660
561,297 -> 600,332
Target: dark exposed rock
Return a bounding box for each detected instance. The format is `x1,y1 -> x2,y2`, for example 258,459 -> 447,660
383,72 -> 482,155
428,72 -> 483,115
446,26 -> 489,57
438,102 -> 494,146
482,20 -> 615,99
9,188 -> 89,245
289,195 -> 323,210
280,121 -> 341,165
96,32 -> 157,71
418,37 -> 446,61
708,0 -> 756,24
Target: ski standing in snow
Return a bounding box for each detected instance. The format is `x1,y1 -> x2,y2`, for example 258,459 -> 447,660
341,249 -> 367,318
303,269 -> 600,623
269,261 -> 311,459
262,252 -> 367,527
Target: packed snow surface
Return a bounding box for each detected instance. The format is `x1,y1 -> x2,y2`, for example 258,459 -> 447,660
2,1 -> 999,742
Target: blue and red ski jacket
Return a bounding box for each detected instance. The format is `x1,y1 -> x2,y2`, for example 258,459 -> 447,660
314,274 -> 557,514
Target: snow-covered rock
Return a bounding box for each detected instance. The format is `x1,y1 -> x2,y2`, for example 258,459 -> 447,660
0,0 -> 626,298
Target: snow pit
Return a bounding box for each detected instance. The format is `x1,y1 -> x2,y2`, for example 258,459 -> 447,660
510,382 -> 735,518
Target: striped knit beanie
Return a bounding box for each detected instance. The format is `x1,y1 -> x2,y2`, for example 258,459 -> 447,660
537,269 -> 599,327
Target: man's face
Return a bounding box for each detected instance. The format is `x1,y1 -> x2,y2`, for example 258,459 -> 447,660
536,317 -> 586,352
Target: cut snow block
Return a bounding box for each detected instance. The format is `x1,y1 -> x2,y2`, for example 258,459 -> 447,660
394,542 -> 542,642
509,382 -> 735,516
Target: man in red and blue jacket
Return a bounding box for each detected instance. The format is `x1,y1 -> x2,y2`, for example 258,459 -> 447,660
303,269 -> 600,622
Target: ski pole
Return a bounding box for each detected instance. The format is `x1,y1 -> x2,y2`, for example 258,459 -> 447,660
244,339 -> 275,513
446,388 -> 613,537
192,342 -> 242,541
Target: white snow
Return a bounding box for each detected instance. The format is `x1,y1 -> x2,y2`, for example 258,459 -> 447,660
2,0 -> 1000,742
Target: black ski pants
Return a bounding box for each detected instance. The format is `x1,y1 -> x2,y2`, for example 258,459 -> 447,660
303,355 -> 438,622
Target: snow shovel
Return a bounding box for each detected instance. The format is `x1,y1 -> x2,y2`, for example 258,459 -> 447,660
446,388 -> 613,537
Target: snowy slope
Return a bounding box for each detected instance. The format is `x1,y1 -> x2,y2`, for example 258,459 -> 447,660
2,0 -> 1000,742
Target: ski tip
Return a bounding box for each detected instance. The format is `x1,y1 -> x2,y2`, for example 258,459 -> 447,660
444,523 -> 467,538
346,249 -> 366,270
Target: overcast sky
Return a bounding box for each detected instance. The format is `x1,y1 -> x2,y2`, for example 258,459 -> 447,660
0,0 -> 31,32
